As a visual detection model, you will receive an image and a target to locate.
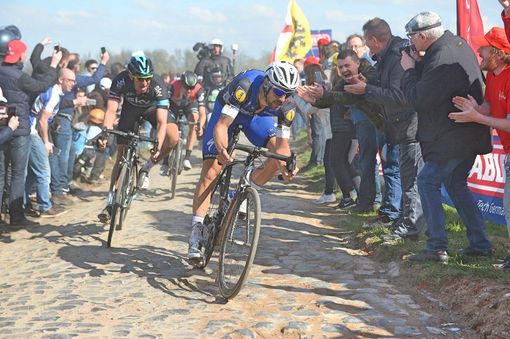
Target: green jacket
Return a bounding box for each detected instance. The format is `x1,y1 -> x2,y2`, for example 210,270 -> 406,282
314,59 -> 385,130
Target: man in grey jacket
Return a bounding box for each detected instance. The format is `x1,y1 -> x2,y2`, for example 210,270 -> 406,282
345,17 -> 424,239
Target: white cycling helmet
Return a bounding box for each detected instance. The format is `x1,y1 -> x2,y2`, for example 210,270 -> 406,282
264,61 -> 300,93
210,38 -> 223,46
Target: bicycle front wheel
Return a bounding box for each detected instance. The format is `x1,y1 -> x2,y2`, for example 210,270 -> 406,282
119,162 -> 137,228
107,165 -> 128,247
218,187 -> 261,299
169,141 -> 181,199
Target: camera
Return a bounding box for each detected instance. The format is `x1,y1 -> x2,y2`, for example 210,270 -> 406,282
399,41 -> 417,55
101,47 -> 106,54
0,104 -> 16,125
193,42 -> 210,60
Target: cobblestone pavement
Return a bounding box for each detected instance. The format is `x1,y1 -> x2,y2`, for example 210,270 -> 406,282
0,161 -> 470,338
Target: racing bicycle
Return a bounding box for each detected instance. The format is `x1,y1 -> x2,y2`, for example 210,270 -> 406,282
103,118 -> 158,247
195,127 -> 296,299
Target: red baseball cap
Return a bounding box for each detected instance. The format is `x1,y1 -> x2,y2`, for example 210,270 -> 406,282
4,39 -> 27,64
472,27 -> 510,54
304,56 -> 320,66
317,38 -> 331,47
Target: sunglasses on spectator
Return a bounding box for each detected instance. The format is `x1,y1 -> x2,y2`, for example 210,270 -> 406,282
406,32 -> 418,39
272,86 -> 292,98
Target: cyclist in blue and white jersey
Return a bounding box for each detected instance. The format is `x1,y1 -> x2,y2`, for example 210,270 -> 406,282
187,61 -> 300,265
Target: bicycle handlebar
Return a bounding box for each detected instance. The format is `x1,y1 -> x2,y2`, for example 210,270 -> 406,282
234,143 -> 296,172
104,129 -> 159,145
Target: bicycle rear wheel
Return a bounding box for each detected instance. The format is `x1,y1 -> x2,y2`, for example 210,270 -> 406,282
195,176 -> 227,269
218,187 -> 261,299
106,165 -> 127,247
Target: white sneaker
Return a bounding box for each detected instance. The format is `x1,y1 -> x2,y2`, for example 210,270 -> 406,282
188,222 -> 205,262
138,171 -> 150,189
183,159 -> 192,170
160,165 -> 169,176
313,193 -> 336,205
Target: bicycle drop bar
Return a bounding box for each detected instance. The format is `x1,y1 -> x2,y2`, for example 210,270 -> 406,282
234,143 -> 291,162
105,129 -> 158,145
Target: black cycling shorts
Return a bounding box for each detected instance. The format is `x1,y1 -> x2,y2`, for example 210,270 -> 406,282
116,106 -> 177,145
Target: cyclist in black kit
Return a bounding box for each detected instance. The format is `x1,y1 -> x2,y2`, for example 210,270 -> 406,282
97,55 -> 179,222
167,71 -> 206,170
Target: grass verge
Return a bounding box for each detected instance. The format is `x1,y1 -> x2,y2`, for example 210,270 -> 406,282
292,131 -> 510,288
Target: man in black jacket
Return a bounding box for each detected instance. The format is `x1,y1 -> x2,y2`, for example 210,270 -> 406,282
346,18 -> 423,235
0,39 -> 61,225
401,11 -> 492,262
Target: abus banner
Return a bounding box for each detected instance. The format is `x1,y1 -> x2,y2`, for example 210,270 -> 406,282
442,132 -> 506,225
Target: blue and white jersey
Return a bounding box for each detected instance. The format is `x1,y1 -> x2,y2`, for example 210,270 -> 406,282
30,84 -> 64,134
217,69 -> 297,138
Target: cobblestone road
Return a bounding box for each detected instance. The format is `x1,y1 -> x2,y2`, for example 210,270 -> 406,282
0,162 -> 470,338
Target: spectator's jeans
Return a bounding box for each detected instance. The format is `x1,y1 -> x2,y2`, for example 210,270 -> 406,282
418,155 -> 492,252
355,120 -> 382,207
90,148 -> 108,180
323,139 -> 335,195
26,134 -> 52,212
399,141 -> 424,229
503,154 -> 510,237
330,131 -> 357,197
308,114 -> 326,167
49,117 -> 72,196
0,134 -> 30,221
379,142 -> 402,220
67,135 -> 77,187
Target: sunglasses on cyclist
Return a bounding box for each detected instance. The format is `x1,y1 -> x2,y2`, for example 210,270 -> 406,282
272,86 -> 292,98
133,76 -> 153,82
183,84 -> 196,90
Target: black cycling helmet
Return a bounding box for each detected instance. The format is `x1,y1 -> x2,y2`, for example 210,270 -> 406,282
127,55 -> 154,78
208,67 -> 225,87
0,29 -> 16,57
5,25 -> 21,40
181,71 -> 198,89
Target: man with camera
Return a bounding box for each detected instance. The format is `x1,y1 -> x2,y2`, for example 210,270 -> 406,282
49,46 -> 109,206
0,88 -> 19,145
194,38 -> 233,89
0,39 -> 62,226
344,17 -> 423,240
401,11 -> 492,263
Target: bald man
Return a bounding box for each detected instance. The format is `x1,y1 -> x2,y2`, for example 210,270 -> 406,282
27,68 -> 77,217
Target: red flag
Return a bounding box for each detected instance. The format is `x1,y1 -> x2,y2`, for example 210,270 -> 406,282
457,0 -> 484,61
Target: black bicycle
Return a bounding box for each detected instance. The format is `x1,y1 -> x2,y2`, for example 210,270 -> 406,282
103,121 -> 158,248
195,127 -> 296,299
168,114 -> 197,199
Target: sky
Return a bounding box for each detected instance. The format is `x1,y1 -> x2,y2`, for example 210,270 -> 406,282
0,0 -> 505,60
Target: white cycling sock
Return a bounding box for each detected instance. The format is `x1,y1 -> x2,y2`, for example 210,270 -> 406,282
192,215 -> 205,226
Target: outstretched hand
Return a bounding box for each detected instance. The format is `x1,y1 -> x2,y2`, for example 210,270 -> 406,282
297,84 -> 324,104
452,95 -> 478,111
448,107 -> 480,123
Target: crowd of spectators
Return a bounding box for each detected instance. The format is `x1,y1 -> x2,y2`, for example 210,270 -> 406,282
1,1 -> 510,270
296,3 -> 510,268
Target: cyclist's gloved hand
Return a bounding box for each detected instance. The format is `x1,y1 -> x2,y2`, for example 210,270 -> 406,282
217,148 -> 234,165
195,121 -> 204,138
150,147 -> 161,163
279,152 -> 298,181
96,129 -> 108,149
